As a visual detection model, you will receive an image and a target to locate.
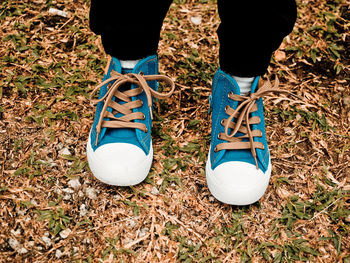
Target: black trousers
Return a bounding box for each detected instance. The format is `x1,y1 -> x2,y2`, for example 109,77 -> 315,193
89,0 -> 297,77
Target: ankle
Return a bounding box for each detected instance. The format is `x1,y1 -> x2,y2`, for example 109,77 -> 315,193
119,59 -> 141,69
232,75 -> 255,95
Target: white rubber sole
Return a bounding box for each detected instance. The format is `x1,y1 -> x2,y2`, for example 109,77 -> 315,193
205,152 -> 271,205
86,135 -> 153,186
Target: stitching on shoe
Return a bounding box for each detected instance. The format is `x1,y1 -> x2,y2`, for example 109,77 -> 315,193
213,74 -> 227,165
262,146 -> 269,166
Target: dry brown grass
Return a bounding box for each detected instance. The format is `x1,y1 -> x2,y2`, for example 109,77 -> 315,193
0,0 -> 349,262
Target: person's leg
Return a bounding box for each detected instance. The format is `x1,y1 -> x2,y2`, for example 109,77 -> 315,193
206,0 -> 297,205
87,0 -> 174,186
217,0 -> 297,77
89,0 -> 173,60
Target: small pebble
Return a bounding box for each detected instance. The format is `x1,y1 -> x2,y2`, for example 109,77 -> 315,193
83,237 -> 90,244
55,249 -> 63,258
156,179 -> 163,185
85,187 -> 97,200
10,229 -> 21,236
59,228 -> 71,239
8,238 -> 20,250
79,204 -> 88,217
59,147 -> 71,155
18,247 -> 28,254
8,238 -> 27,254
151,186 -> 159,195
190,16 -> 202,25
72,246 -> 79,255
63,194 -> 71,201
68,178 -> 81,189
62,188 -> 75,194
42,236 -> 52,247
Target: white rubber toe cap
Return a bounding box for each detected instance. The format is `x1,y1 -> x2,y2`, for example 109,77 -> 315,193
206,160 -> 271,205
87,136 -> 152,186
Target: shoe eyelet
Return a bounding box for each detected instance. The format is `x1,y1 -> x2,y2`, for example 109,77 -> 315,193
217,134 -> 221,139
227,91 -> 233,98
140,100 -> 144,106
224,106 -> 229,111
144,128 -> 148,133
214,147 -> 218,152
142,114 -> 146,120
220,119 -> 225,126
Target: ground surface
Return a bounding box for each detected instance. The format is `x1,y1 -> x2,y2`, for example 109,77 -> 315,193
0,0 -> 349,262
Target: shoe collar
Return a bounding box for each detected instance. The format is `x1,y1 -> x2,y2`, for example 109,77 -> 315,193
211,69 -> 268,172
214,69 -> 260,95
95,55 -> 158,152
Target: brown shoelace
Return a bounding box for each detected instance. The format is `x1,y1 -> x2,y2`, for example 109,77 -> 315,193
215,77 -> 298,169
90,71 -> 175,146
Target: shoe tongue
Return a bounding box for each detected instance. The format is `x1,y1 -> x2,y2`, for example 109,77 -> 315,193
106,67 -> 136,139
229,76 -> 260,96
122,68 -> 133,74
233,76 -> 254,96
221,74 -> 261,166
119,68 -> 133,92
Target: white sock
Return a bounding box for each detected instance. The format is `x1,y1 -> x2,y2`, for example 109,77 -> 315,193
120,59 -> 141,69
232,76 -> 255,95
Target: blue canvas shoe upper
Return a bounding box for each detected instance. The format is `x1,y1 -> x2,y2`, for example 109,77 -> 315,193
209,69 -> 271,173
206,69 -> 298,205
89,55 -> 174,155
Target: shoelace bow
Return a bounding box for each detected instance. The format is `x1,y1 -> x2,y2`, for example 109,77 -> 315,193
90,71 -> 175,146
215,77 -> 299,169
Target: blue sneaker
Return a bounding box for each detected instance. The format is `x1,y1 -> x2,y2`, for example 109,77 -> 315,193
206,69 -> 288,205
87,55 -> 175,186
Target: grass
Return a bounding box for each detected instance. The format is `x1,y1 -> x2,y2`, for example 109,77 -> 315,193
0,0 -> 349,262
